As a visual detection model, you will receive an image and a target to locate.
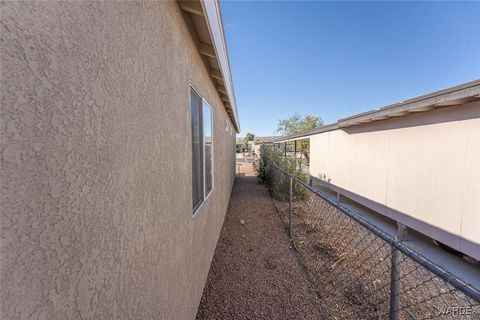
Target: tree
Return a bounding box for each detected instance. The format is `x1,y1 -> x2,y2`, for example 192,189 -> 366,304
242,132 -> 255,152
276,113 -> 323,136
276,113 -> 323,162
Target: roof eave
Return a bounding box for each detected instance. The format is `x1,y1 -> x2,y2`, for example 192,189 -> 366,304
338,80 -> 480,128
178,0 -> 240,133
273,80 -> 480,142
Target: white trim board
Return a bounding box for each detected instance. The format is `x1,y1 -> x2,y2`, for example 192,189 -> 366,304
201,0 -> 240,132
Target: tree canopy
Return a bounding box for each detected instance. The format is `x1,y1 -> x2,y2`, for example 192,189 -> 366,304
276,113 -> 324,136
243,133 -> 255,146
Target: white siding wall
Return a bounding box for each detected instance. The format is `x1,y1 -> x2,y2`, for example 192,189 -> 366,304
310,101 -> 480,259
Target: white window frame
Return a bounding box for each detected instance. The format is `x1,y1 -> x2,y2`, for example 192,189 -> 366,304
190,83 -> 215,218
190,85 -> 204,214
203,99 -> 214,200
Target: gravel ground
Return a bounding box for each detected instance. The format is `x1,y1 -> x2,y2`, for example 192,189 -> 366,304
196,163 -> 324,320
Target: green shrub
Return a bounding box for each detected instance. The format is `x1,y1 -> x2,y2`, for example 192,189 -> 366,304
253,146 -> 308,201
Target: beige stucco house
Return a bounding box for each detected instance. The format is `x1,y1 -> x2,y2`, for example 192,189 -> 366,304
274,81 -> 480,261
1,1 -> 239,319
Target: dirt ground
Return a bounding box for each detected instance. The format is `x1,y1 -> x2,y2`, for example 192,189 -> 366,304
196,163 -> 324,320
270,178 -> 478,320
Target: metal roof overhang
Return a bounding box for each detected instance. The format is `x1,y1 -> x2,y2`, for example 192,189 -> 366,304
273,80 -> 480,143
178,0 -> 240,132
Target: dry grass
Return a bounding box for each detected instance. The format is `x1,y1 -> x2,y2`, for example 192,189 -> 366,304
272,193 -> 479,320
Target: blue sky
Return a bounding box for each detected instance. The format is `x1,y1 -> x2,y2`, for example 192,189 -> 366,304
221,1 -> 480,136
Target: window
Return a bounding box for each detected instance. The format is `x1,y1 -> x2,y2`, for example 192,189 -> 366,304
190,86 -> 214,214
191,88 -> 204,211
204,102 -> 213,196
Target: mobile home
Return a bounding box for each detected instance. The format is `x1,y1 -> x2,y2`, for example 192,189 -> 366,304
275,81 -> 480,261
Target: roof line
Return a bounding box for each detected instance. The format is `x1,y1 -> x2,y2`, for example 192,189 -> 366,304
339,79 -> 480,123
201,0 -> 240,132
273,80 -> 480,142
272,124 -> 339,142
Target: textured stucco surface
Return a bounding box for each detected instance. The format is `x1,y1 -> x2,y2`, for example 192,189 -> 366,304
309,103 -> 480,259
1,1 -> 236,319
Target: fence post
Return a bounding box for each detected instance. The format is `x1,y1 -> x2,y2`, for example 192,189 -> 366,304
288,176 -> 292,237
389,245 -> 401,320
294,140 -> 298,170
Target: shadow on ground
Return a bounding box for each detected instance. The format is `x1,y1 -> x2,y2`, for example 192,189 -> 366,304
196,163 -> 323,320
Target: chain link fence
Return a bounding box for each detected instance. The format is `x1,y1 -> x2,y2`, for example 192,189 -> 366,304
269,164 -> 480,320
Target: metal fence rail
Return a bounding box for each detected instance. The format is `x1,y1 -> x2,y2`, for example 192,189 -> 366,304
269,164 -> 480,320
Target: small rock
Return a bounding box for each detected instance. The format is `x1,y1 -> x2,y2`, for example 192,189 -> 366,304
239,219 -> 245,225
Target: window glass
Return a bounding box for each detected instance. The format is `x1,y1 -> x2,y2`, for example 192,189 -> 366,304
191,88 -> 203,211
204,102 -> 213,195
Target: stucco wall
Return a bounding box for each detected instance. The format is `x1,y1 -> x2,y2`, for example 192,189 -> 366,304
309,102 -> 480,260
1,2 -> 236,319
